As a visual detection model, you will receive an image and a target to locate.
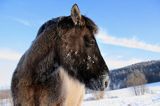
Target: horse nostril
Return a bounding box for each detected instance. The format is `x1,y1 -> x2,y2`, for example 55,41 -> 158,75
105,81 -> 108,87
101,75 -> 109,88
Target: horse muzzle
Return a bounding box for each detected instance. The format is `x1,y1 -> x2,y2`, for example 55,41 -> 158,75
87,74 -> 109,91
99,74 -> 109,91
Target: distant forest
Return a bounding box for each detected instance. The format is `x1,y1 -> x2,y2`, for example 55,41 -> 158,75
109,60 -> 160,90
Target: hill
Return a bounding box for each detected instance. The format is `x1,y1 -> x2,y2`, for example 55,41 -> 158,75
109,60 -> 160,90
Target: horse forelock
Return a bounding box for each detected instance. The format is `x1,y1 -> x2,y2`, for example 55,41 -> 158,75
58,15 -> 98,34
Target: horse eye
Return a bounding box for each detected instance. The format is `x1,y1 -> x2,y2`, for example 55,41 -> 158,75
89,39 -> 95,45
84,36 -> 95,47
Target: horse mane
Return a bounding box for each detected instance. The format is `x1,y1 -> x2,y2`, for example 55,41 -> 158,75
37,15 -> 98,37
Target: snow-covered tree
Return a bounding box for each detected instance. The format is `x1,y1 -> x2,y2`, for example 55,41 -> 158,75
126,71 -> 147,95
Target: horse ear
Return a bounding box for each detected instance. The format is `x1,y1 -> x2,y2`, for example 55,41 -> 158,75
71,4 -> 82,25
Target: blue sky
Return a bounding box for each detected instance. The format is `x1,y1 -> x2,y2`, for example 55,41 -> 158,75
0,0 -> 160,88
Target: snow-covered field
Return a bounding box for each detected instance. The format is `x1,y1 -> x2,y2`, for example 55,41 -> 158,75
83,82 -> 160,106
0,82 -> 160,106
84,92 -> 160,106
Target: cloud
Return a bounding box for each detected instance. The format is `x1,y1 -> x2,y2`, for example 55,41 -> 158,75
0,60 -> 17,88
105,58 -> 144,69
13,18 -> 32,27
0,49 -> 22,88
97,29 -> 160,53
0,49 -> 22,61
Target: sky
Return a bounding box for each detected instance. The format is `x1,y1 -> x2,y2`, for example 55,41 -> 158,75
0,0 -> 160,88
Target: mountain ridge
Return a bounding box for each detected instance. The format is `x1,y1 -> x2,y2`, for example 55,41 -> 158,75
109,60 -> 160,90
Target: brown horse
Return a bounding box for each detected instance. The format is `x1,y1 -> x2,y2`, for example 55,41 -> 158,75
11,4 -> 109,106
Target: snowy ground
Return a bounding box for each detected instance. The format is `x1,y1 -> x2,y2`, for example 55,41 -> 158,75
0,82 -> 160,106
84,93 -> 160,106
83,82 -> 160,106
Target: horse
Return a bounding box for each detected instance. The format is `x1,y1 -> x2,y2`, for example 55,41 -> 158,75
11,4 -> 109,106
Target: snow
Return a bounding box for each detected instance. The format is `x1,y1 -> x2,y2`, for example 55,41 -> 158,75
0,82 -> 160,106
83,94 -> 160,106
83,82 -> 160,106
0,99 -> 12,106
